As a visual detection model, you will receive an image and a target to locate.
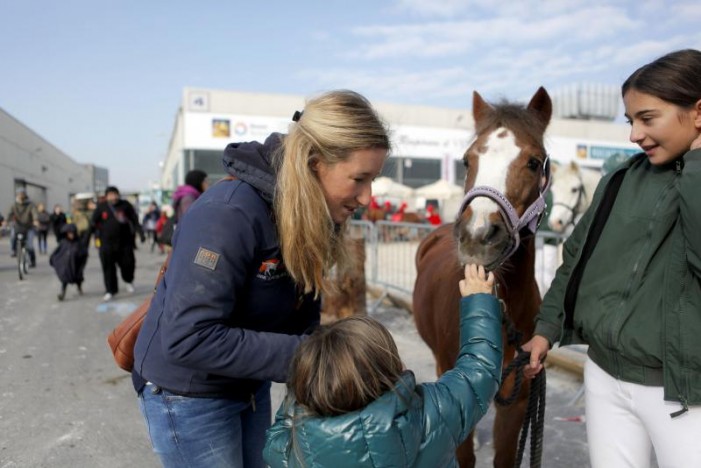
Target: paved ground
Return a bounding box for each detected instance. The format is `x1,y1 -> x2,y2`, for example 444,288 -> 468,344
0,235 -> 593,467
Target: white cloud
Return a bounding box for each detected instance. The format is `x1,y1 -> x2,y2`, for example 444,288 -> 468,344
349,6 -> 638,60
301,0 -> 701,107
393,0 -> 472,18
672,2 -> 701,16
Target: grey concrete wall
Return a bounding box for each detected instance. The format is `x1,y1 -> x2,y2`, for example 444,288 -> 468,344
0,107 -> 94,216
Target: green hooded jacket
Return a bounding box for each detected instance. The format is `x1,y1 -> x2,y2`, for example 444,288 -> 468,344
535,148 -> 701,408
264,294 -> 503,468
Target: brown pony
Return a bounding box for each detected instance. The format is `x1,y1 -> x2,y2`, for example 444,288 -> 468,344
413,87 -> 552,467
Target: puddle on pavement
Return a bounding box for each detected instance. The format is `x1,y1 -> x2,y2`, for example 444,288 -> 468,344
96,302 -> 139,316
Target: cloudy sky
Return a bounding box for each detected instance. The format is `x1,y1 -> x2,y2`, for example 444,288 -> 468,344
1,0 -> 700,190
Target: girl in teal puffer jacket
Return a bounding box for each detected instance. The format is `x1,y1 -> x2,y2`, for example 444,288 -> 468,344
264,264 -> 502,467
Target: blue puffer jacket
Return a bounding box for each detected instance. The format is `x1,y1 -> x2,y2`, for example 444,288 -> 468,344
264,294 -> 503,467
132,133 -> 320,399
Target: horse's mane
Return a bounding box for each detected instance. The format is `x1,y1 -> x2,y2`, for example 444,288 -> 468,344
474,101 -> 548,147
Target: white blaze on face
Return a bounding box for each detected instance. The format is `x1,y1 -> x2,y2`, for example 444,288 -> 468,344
468,127 -> 520,231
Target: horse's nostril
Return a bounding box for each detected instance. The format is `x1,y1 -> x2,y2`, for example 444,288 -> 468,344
478,224 -> 500,245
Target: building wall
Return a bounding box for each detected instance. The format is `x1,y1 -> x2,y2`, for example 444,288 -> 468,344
160,87 -> 638,189
0,107 -> 99,215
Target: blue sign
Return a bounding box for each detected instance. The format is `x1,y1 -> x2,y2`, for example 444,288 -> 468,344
588,145 -> 639,160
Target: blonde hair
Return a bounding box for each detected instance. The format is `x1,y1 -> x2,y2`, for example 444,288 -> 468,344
274,90 -> 390,297
288,315 -> 404,416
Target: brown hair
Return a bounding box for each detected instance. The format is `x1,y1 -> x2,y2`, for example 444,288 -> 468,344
274,90 -> 390,297
622,49 -> 701,108
287,315 -> 404,416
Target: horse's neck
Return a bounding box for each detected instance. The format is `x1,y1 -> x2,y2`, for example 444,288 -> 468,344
495,239 -> 540,335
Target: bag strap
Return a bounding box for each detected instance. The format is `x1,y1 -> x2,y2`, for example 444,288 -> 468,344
563,167 -> 627,330
153,251 -> 172,292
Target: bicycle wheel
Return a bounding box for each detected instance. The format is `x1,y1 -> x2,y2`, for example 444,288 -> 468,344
17,245 -> 24,280
22,247 -> 29,275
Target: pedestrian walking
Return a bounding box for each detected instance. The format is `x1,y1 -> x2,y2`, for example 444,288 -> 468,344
49,204 -> 67,243
523,48 -> 701,467
50,224 -> 87,301
141,201 -> 160,252
132,90 -> 390,468
91,186 -> 144,301
172,169 -> 208,222
36,203 -> 50,254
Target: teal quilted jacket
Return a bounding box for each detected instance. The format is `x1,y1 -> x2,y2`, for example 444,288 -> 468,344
264,294 -> 503,467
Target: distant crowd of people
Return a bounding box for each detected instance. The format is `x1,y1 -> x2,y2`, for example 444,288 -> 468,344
359,197 -> 443,225
1,169 -> 209,303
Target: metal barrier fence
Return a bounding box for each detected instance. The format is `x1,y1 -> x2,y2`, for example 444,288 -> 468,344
349,220 -> 567,298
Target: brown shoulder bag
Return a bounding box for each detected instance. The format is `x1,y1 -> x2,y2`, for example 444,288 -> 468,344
107,252 -> 171,372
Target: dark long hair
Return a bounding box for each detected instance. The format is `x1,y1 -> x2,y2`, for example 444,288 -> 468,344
622,49 -> 701,107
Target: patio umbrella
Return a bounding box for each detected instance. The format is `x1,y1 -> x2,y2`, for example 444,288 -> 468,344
414,179 -> 464,200
371,177 -> 415,198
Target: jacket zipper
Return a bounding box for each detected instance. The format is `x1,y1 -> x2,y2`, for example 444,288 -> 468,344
669,160 -> 688,416
671,395 -> 689,418
609,169 -> 678,381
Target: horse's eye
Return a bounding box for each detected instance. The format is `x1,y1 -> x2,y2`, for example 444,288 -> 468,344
526,157 -> 541,171
571,187 -> 579,193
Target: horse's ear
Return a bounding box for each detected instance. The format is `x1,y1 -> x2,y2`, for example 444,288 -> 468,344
569,161 -> 579,171
472,91 -> 493,123
527,86 -> 552,125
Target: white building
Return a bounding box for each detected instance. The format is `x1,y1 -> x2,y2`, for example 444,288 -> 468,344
0,106 -> 107,215
161,87 -> 638,190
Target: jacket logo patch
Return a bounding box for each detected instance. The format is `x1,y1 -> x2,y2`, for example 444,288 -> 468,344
257,258 -> 287,280
194,247 -> 220,271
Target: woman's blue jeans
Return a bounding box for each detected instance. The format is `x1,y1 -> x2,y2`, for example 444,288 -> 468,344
138,382 -> 272,468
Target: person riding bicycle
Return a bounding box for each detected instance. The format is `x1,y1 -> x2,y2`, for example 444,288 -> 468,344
5,187 -> 39,267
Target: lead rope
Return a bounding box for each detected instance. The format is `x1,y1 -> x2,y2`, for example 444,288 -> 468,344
494,309 -> 546,468
514,351 -> 546,468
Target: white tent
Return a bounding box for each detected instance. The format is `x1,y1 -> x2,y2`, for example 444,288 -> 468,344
371,177 -> 415,198
414,179 -> 464,200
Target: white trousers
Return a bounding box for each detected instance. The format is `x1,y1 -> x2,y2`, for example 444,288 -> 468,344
584,358 -> 701,468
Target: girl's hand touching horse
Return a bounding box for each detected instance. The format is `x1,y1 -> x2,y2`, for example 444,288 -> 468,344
459,264 -> 494,297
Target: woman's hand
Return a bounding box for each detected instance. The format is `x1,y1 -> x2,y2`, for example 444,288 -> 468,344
521,335 -> 550,379
459,264 -> 495,297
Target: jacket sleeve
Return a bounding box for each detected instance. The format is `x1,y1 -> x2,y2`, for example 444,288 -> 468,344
680,148 -> 701,278
30,204 -> 39,224
534,171 -> 614,344
533,208 -> 591,344
422,294 -> 503,443
176,194 -> 196,221
263,403 -> 294,468
126,202 -> 143,236
90,207 -> 101,230
158,196 -> 306,383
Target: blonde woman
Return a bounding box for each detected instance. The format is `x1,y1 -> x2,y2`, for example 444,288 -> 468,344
264,264 -> 503,467
132,90 -> 390,468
